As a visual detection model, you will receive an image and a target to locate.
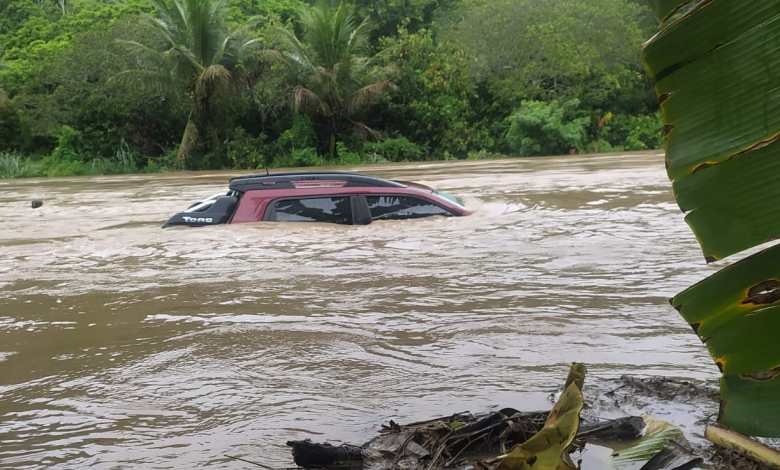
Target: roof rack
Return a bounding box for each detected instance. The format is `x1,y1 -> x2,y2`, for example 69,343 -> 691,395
228,172 -> 405,192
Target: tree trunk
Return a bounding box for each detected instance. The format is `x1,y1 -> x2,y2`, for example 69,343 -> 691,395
329,117 -> 337,159
177,112 -> 199,166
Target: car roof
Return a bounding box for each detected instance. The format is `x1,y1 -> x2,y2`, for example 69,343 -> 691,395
229,171 -> 407,192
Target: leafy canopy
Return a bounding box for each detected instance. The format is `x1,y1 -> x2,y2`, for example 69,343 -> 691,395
120,0 -> 261,164
274,0 -> 395,154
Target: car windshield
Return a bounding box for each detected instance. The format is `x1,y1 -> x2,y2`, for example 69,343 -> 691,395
434,190 -> 465,207
186,192 -> 230,213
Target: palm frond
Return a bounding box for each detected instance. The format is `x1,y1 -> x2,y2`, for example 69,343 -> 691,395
293,86 -> 331,117
273,1 -> 391,148
116,39 -> 164,59
346,80 -> 396,116
273,26 -> 316,72
200,64 -> 231,83
108,69 -> 178,97
119,0 -> 252,164
193,64 -> 232,100
350,120 -> 382,140
348,16 -> 370,53
258,48 -> 286,63
212,35 -> 232,66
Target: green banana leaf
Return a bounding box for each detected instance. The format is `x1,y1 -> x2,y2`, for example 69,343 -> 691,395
643,0 -> 780,436
648,0 -> 688,22
499,364 -> 585,470
672,244 -> 780,436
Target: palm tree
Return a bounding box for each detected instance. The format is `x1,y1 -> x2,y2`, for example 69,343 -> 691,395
275,1 -> 395,157
120,0 -> 258,164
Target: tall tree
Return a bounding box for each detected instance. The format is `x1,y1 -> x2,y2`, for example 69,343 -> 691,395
274,0 -> 394,157
438,0 -> 651,106
120,0 -> 259,164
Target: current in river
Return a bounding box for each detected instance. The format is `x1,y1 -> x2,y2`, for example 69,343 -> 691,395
0,152 -> 719,468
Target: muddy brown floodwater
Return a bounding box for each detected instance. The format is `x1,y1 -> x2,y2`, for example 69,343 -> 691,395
0,152 -> 721,469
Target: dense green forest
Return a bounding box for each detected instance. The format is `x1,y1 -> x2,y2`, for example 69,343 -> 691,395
0,0 -> 660,177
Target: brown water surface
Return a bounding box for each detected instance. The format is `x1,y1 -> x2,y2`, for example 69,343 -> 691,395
0,153 -> 718,468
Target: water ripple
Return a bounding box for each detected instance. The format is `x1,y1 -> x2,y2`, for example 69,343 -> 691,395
0,153 -> 719,469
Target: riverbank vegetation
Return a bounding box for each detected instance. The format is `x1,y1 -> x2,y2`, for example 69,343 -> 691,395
0,0 -> 660,177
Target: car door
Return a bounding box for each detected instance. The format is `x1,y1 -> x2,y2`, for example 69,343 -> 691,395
263,196 -> 354,225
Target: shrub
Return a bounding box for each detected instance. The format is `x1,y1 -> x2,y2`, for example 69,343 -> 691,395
602,114 -> 662,151
277,115 -> 318,153
272,147 -> 321,168
49,125 -> 86,162
363,137 -> 425,162
335,142 -> 363,165
0,152 -> 35,178
226,128 -> 268,169
86,140 -> 140,175
505,99 -> 590,156
0,90 -> 27,151
583,139 -> 616,154
111,139 -> 140,173
1,145 -> 144,179
623,114 -> 662,150
39,156 -> 90,177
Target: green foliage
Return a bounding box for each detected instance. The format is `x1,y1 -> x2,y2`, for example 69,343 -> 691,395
353,0 -> 453,44
334,141 -> 363,165
226,0 -> 305,23
49,125 -> 84,162
363,137 -> 424,162
273,146 -> 321,168
0,151 -> 36,178
0,0 -> 661,178
644,0 -> 780,436
277,114 -> 318,153
274,0 -> 395,156
438,0 -> 652,102
505,100 -> 590,156
226,128 -> 268,169
583,139 -> 615,154
436,0 -> 657,154
0,89 -> 26,150
120,0 -> 261,164
0,0 -> 151,93
377,27 -> 491,159
620,114 -> 662,151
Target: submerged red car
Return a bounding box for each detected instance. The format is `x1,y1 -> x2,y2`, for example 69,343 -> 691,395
164,172 -> 469,227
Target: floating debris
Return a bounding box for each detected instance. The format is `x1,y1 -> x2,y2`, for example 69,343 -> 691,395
284,365 -> 704,470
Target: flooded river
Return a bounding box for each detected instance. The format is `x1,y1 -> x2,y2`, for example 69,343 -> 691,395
0,152 -> 719,468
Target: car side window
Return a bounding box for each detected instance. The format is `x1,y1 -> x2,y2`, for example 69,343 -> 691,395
366,195 -> 450,220
272,197 -> 351,224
